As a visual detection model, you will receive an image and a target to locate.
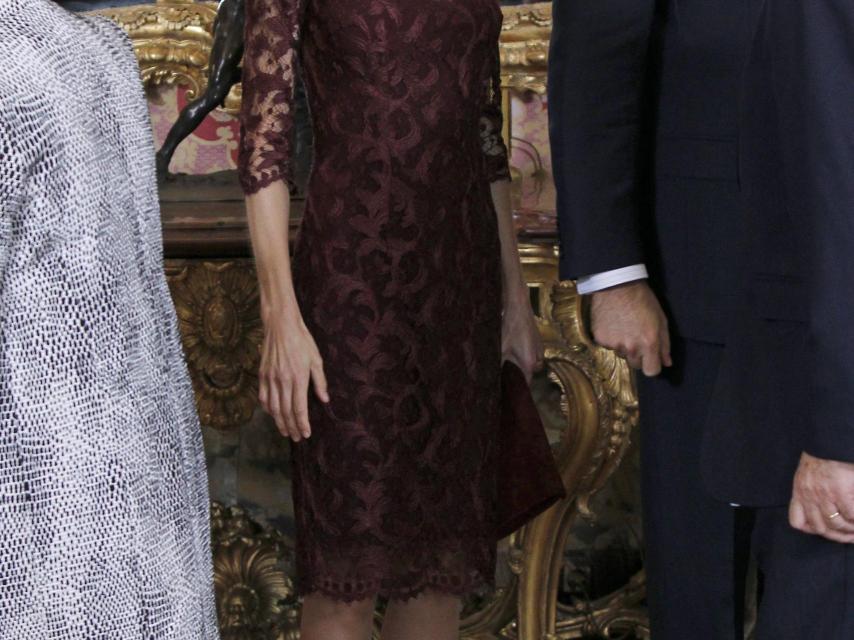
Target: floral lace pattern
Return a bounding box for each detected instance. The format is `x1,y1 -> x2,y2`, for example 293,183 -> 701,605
239,0 -> 510,602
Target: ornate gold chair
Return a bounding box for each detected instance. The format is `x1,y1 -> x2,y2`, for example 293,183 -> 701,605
93,2 -> 648,637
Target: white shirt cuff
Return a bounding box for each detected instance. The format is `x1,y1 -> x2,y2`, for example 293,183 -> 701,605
576,264 -> 649,295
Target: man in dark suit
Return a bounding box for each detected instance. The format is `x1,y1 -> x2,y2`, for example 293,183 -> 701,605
548,1 -> 759,636
718,0 -> 854,635
550,0 -> 854,636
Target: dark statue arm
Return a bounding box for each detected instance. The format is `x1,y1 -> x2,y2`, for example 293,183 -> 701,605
156,0 -> 245,176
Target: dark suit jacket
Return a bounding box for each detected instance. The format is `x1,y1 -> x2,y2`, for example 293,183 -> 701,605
551,0 -> 854,505
549,0 -> 758,344
702,0 -> 854,504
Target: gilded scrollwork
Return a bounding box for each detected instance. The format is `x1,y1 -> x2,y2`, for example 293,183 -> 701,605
166,261 -> 263,430
513,245 -> 646,640
94,1 -> 221,101
211,503 -> 301,640
499,3 -> 552,94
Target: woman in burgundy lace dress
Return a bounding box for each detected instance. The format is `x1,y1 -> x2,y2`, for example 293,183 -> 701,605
238,0 -> 542,637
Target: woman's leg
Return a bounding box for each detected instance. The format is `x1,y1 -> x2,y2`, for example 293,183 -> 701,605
380,592 -> 461,640
300,594 -> 377,640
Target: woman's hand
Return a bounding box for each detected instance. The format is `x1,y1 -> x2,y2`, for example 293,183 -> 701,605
258,312 -> 330,441
501,284 -> 545,383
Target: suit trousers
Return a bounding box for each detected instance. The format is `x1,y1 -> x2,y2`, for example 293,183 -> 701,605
639,338 -> 854,638
638,338 -> 751,639
752,505 -> 854,639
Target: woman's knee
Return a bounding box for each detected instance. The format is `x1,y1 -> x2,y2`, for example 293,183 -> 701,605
302,593 -> 376,626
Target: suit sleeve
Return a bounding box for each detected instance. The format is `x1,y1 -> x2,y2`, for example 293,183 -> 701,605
800,1 -> 854,462
548,0 -> 658,281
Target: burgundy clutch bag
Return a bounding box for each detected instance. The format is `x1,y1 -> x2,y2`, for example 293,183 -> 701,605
496,361 -> 567,539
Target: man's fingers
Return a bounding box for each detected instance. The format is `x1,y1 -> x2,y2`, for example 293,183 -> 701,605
804,503 -> 828,536
814,529 -> 854,545
789,499 -> 808,531
792,501 -> 854,543
660,326 -> 673,368
625,352 -> 643,370
292,375 -> 312,440
640,345 -> 663,377
825,508 -> 854,534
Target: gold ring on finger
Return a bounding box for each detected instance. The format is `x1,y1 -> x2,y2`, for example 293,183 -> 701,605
828,511 -> 841,520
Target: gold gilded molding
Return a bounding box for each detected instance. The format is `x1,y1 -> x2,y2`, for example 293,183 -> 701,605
166,261 -> 263,430
211,503 -> 301,640
556,570 -> 649,639
98,1 -> 551,107
499,2 -> 552,94
512,245 -> 645,640
93,1 -> 220,101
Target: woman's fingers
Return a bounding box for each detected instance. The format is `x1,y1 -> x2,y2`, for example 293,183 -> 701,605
258,374 -> 270,413
311,359 -> 330,404
267,380 -> 289,440
278,373 -> 300,442
507,345 -> 545,382
293,374 -> 311,439
257,320 -> 330,441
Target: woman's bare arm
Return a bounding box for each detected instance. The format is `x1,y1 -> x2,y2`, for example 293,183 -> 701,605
246,183 -> 329,441
491,180 -> 544,379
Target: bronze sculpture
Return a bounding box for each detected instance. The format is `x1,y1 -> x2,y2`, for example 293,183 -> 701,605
156,0 -> 244,176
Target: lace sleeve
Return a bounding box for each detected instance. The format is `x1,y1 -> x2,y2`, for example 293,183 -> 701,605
238,0 -> 303,195
480,41 -> 511,183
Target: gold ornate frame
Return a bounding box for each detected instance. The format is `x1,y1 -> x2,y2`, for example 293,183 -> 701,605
95,2 -> 648,637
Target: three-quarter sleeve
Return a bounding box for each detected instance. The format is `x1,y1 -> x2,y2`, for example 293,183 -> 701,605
238,0 -> 303,195
480,42 -> 511,183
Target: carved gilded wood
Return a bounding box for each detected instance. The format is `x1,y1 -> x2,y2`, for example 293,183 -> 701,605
499,3 -> 552,95
210,502 -> 301,639
166,261 -> 263,429
97,2 -> 648,637
95,1 -> 243,112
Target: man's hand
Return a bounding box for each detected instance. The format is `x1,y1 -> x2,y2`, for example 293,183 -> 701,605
789,452 -> 854,543
589,281 -> 672,376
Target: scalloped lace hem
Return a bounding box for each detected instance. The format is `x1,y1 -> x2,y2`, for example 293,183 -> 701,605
297,571 -> 495,604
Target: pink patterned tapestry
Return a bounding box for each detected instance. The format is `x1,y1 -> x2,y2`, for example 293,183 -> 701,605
149,86 -> 240,175
147,86 -> 550,182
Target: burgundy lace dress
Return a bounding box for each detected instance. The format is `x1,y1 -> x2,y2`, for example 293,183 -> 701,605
238,0 -> 511,602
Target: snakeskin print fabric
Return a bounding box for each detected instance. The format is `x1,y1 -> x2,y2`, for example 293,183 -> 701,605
0,2 -> 218,637
239,0 -> 511,601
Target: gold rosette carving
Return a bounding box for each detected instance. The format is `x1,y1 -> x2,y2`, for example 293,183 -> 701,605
167,261 -> 263,429
211,503 -> 301,640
